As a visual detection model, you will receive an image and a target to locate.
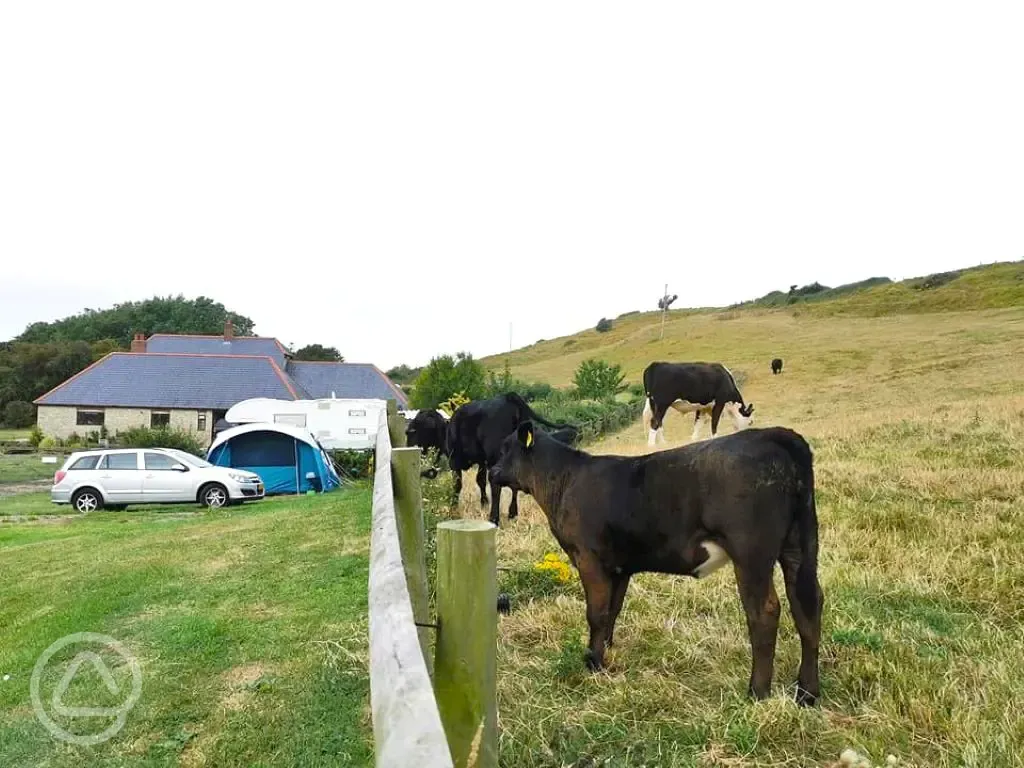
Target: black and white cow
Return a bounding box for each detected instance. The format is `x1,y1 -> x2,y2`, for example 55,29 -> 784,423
771,358 -> 784,375
642,361 -> 754,446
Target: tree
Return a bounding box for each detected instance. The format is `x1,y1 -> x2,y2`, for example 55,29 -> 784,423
292,344 -> 343,362
16,296 -> 255,347
2,401 -> 34,428
410,352 -> 487,409
385,364 -> 422,384
595,318 -> 613,333
573,359 -> 626,400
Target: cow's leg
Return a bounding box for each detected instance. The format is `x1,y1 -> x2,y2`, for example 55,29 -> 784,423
734,562 -> 781,700
690,411 -> 703,442
508,489 -> 519,520
709,402 -> 725,437
577,556 -> 614,669
647,402 -> 668,447
476,465 -> 488,506
451,469 -> 463,505
488,476 -> 502,526
779,548 -> 823,706
606,574 -> 631,647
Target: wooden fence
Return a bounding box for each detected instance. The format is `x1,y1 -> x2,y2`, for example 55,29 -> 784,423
368,401 -> 498,768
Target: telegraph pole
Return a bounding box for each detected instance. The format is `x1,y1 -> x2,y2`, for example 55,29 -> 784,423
658,285 -> 678,340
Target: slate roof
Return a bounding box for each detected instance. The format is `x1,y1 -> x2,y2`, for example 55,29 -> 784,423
146,335 -> 289,367
34,353 -> 299,409
287,362 -> 409,407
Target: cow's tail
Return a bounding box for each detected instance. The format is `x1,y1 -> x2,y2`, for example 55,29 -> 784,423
778,431 -> 820,616
504,392 -> 571,430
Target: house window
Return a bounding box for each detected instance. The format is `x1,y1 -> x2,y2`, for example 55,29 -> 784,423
76,409 -> 104,427
151,411 -> 171,429
197,413 -> 208,432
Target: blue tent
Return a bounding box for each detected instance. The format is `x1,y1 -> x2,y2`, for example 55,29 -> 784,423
207,423 -> 342,495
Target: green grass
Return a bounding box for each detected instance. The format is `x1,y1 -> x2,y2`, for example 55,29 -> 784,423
0,428 -> 31,441
0,488 -> 373,767
0,454 -> 60,485
450,265 -> 1024,766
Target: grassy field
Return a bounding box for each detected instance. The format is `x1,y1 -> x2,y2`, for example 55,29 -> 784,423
0,488 -> 373,768
0,454 -> 60,486
0,428 -> 32,441
446,266 -> 1024,766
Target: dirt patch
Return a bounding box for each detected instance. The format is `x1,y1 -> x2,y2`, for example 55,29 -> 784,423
0,480 -> 51,498
220,662 -> 272,712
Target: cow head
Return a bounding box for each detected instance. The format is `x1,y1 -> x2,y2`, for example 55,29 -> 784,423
489,420 -> 536,494
727,401 -> 755,430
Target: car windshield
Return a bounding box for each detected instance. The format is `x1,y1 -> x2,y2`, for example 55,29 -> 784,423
169,450 -> 212,468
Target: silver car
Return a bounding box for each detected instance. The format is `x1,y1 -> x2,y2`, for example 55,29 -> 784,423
51,448 -> 264,512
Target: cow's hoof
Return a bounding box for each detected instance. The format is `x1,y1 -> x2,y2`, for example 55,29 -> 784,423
508,510 -> 518,521
489,517 -> 500,528
584,651 -> 603,671
795,685 -> 819,707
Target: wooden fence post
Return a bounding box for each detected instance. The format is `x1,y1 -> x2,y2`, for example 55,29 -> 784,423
434,520 -> 498,768
391,446 -> 432,675
387,399 -> 408,448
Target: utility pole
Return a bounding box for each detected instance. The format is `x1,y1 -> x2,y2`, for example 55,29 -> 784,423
658,285 -> 678,340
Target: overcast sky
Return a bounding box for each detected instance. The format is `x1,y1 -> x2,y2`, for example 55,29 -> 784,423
2,3 -> 1022,369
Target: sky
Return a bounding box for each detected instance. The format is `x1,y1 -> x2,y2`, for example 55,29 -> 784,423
2,3 -> 1022,369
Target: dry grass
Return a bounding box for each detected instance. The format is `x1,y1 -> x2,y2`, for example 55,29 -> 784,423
439,302 -> 1024,767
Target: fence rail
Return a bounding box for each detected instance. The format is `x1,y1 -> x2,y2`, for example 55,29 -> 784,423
368,407 -> 453,767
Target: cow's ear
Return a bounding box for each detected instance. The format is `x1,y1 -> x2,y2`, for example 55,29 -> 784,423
518,421 -> 534,450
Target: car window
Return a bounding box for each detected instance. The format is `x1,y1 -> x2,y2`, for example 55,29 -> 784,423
144,452 -> 180,471
170,450 -> 212,468
99,453 -> 139,470
69,455 -> 101,471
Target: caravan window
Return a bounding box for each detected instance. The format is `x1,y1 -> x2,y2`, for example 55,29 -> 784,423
348,409 -> 366,417
274,414 -> 307,428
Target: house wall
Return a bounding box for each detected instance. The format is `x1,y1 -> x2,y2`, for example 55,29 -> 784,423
36,406 -> 214,445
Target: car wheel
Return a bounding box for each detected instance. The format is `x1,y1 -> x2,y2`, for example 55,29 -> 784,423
72,488 -> 103,514
200,484 -> 229,509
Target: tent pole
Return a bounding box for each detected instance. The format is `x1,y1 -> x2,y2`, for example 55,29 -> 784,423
294,439 -> 300,495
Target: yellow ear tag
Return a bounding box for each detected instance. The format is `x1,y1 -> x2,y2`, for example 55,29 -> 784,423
525,431 -> 534,448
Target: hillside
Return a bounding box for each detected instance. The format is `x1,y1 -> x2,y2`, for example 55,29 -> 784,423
482,259 -> 1024,390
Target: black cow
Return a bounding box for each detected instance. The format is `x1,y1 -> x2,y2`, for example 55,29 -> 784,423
642,361 -> 754,446
771,358 -> 784,375
446,392 -> 574,525
489,421 -> 822,705
405,409 -> 449,456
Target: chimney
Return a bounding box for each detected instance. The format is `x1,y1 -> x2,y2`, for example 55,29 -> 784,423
224,319 -> 235,340
130,333 -> 147,353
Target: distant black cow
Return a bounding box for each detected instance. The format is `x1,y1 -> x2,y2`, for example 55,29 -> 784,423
772,358 -> 784,375
405,409 -> 449,456
642,361 -> 754,446
446,392 -> 575,525
489,421 -> 822,705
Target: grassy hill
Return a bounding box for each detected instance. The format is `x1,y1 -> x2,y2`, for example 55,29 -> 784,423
482,259 -> 1024,390
458,258 -> 1024,765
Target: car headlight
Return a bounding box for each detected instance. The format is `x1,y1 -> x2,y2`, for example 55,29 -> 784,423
228,473 -> 255,483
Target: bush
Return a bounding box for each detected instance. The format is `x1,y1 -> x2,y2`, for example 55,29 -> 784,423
329,449 -> 373,479
2,401 -> 35,429
114,426 -> 205,456
573,359 -> 626,400
29,424 -> 44,448
38,436 -> 57,451
411,352 -> 487,409
484,362 -> 554,402
595,318 -> 613,333
534,394 -> 643,444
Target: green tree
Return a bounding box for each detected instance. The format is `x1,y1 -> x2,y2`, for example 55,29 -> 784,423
573,359 -> 626,400
2,401 -> 34,428
595,318 -> 613,333
410,352 -> 487,409
385,364 -> 422,384
292,344 -> 344,362
16,295 -> 254,347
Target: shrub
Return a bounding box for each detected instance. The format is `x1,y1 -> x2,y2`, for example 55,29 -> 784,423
573,359 -> 626,400
114,426 -> 205,456
2,401 -> 35,429
595,318 -> 613,333
484,362 -> 554,402
29,424 -> 44,448
411,352 -> 487,409
38,436 -> 57,451
329,449 -> 373,479
535,395 -> 643,444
